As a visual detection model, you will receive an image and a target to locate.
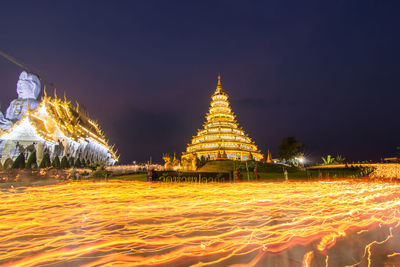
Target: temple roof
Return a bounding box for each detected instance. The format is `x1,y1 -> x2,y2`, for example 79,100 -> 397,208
0,94 -> 119,161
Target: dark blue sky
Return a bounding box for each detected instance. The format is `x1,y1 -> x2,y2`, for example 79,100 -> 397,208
1,1 -> 399,164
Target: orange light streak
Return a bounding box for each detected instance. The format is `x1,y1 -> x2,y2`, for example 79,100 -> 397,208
302,251 -> 313,267
0,180 -> 399,266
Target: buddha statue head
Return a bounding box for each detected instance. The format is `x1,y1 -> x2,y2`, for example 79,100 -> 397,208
16,71 -> 41,100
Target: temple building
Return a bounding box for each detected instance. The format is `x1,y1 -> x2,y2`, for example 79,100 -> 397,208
0,71 -> 118,166
182,76 -> 264,161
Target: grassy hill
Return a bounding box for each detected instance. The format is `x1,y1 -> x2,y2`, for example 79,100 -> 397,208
197,160 -> 308,180
197,160 -> 237,172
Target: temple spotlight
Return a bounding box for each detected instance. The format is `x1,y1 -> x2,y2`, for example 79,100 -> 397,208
182,75 -> 263,161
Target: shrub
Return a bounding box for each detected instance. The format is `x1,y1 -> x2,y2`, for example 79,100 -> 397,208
39,153 -> 51,168
12,153 -> 25,169
3,158 -> 14,170
88,162 -> 101,171
199,155 -> 207,167
68,157 -> 75,167
51,156 -> 61,168
91,165 -> 111,178
74,158 -> 82,168
60,156 -> 70,169
25,151 -> 38,169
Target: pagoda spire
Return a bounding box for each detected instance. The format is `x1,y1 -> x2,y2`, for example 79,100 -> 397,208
266,150 -> 273,163
215,74 -> 224,94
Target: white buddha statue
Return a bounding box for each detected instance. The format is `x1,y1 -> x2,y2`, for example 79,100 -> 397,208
0,109 -> 5,130
0,71 -> 41,131
0,105 -> 12,132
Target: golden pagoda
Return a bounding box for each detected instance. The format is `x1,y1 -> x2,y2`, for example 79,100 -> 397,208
182,75 -> 264,161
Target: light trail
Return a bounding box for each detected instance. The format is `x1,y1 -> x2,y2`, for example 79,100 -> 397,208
0,180 -> 399,266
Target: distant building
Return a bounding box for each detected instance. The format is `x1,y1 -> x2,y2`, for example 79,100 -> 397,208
383,157 -> 399,163
182,75 -> 263,161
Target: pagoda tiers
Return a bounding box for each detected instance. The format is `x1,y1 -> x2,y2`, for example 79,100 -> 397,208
183,76 -> 264,161
0,93 -> 118,166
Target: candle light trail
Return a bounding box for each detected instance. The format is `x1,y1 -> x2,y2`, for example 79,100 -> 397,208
0,180 -> 399,266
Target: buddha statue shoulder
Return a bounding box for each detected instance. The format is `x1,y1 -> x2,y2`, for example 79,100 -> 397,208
0,108 -> 11,132
0,109 -> 6,131
0,71 -> 41,131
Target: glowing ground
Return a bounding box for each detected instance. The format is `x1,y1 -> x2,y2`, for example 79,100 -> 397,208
1,181 -> 400,266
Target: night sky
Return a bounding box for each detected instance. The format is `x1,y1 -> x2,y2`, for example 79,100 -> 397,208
1,1 -> 399,164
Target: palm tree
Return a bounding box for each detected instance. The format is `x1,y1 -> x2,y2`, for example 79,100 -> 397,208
322,155 -> 335,165
335,155 -> 346,164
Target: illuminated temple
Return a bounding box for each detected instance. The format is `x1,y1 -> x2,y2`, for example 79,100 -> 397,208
0,71 -> 118,166
182,76 -> 263,161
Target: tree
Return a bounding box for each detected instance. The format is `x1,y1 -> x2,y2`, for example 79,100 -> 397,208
60,156 -> 70,169
322,155 -> 335,165
335,155 -> 346,164
51,156 -> 60,168
12,153 -> 25,169
278,136 -> 304,162
249,152 -> 254,161
199,155 -> 207,167
39,153 -> 51,168
25,151 -> 38,169
193,156 -> 200,169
